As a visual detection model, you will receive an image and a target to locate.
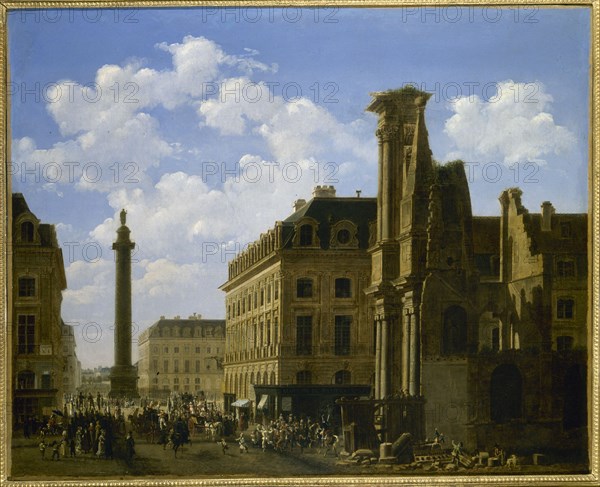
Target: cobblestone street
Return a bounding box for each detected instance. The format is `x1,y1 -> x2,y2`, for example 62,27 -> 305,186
10,432 -> 589,481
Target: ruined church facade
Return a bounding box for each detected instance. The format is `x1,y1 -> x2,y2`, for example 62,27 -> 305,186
368,87 -> 587,453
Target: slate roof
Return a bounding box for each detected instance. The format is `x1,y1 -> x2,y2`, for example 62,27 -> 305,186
282,196 -> 377,250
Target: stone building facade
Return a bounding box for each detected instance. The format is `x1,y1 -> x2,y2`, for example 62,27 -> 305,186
137,315 -> 225,403
11,193 -> 68,424
364,87 -> 587,454
220,86 -> 588,455
221,186 -> 376,418
61,321 -> 82,395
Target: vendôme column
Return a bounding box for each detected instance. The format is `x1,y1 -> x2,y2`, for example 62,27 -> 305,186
109,209 -> 139,398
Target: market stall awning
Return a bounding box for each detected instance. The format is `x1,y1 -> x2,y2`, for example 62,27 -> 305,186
257,395 -> 269,410
231,399 -> 251,408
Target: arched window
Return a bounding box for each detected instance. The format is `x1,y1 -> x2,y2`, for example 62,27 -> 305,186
21,221 -> 34,242
334,370 -> 351,385
270,371 -> 276,385
442,305 -> 468,355
297,278 -> 313,298
491,327 -> 500,352
299,224 -> 313,246
335,278 -> 352,298
490,364 -> 522,423
296,370 -> 312,384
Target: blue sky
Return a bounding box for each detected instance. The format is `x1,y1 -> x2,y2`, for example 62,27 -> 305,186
9,7 -> 591,367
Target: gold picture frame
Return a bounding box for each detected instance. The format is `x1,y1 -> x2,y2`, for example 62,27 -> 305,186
1,1 -> 598,485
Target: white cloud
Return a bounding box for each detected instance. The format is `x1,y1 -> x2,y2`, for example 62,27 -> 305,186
443,80 -> 576,165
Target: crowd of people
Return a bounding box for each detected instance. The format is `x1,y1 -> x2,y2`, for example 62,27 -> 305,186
25,392 -> 344,463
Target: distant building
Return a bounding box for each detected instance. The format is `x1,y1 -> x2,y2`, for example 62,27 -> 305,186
11,193 -> 67,424
137,315 -> 225,402
220,186 -> 376,419
61,321 -> 81,395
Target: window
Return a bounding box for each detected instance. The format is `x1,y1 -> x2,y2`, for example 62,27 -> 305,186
184,360 -> 190,373
174,377 -> 179,384
296,316 -> 313,355
557,336 -> 574,351
17,315 -> 35,354
207,346 -> 211,354
266,319 -> 271,345
153,346 -> 159,353
334,370 -> 351,384
297,278 -> 313,298
299,224 -> 313,246
184,345 -> 189,353
337,229 -> 351,244
21,222 -> 34,242
41,373 -> 51,390
17,371 -> 35,389
152,360 -> 158,371
254,292 -> 258,308
195,346 -> 200,353
335,316 -> 352,355
163,360 -> 169,373
195,378 -> 201,384
557,298 -> 575,319
260,289 -> 264,306
275,285 -> 279,300
174,359 -> 179,373
274,317 -> 279,344
164,346 -> 169,353
557,260 -> 576,278
18,277 -> 35,297
491,327 -> 500,352
267,284 -> 271,303
242,297 -> 245,314
174,346 -> 179,353
227,305 -> 230,319
442,306 -> 468,355
335,278 -> 351,298
296,370 -> 312,384
560,222 -> 572,238
195,360 -> 200,373
184,377 -> 190,384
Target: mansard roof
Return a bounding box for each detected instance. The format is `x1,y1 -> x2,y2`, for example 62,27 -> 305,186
283,196 -> 376,250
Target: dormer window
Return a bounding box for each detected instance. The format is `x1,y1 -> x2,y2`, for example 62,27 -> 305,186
299,224 -> 313,246
330,220 -> 359,249
560,222 -> 572,238
293,218 -> 320,248
21,221 -> 34,242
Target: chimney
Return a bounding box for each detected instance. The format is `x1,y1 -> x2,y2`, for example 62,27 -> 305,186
293,199 -> 307,211
160,315 -> 165,320
312,185 -> 336,198
356,190 -> 362,198
541,201 -> 554,231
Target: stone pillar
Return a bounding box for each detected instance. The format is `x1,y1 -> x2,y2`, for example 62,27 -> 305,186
374,319 -> 382,399
402,310 -> 410,393
409,307 -> 420,396
109,209 -> 139,398
380,317 -> 389,398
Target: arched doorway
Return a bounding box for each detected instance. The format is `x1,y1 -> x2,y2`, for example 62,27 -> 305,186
490,364 -> 522,423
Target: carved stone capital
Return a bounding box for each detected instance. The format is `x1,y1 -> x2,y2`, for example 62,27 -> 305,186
376,124 -> 401,142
